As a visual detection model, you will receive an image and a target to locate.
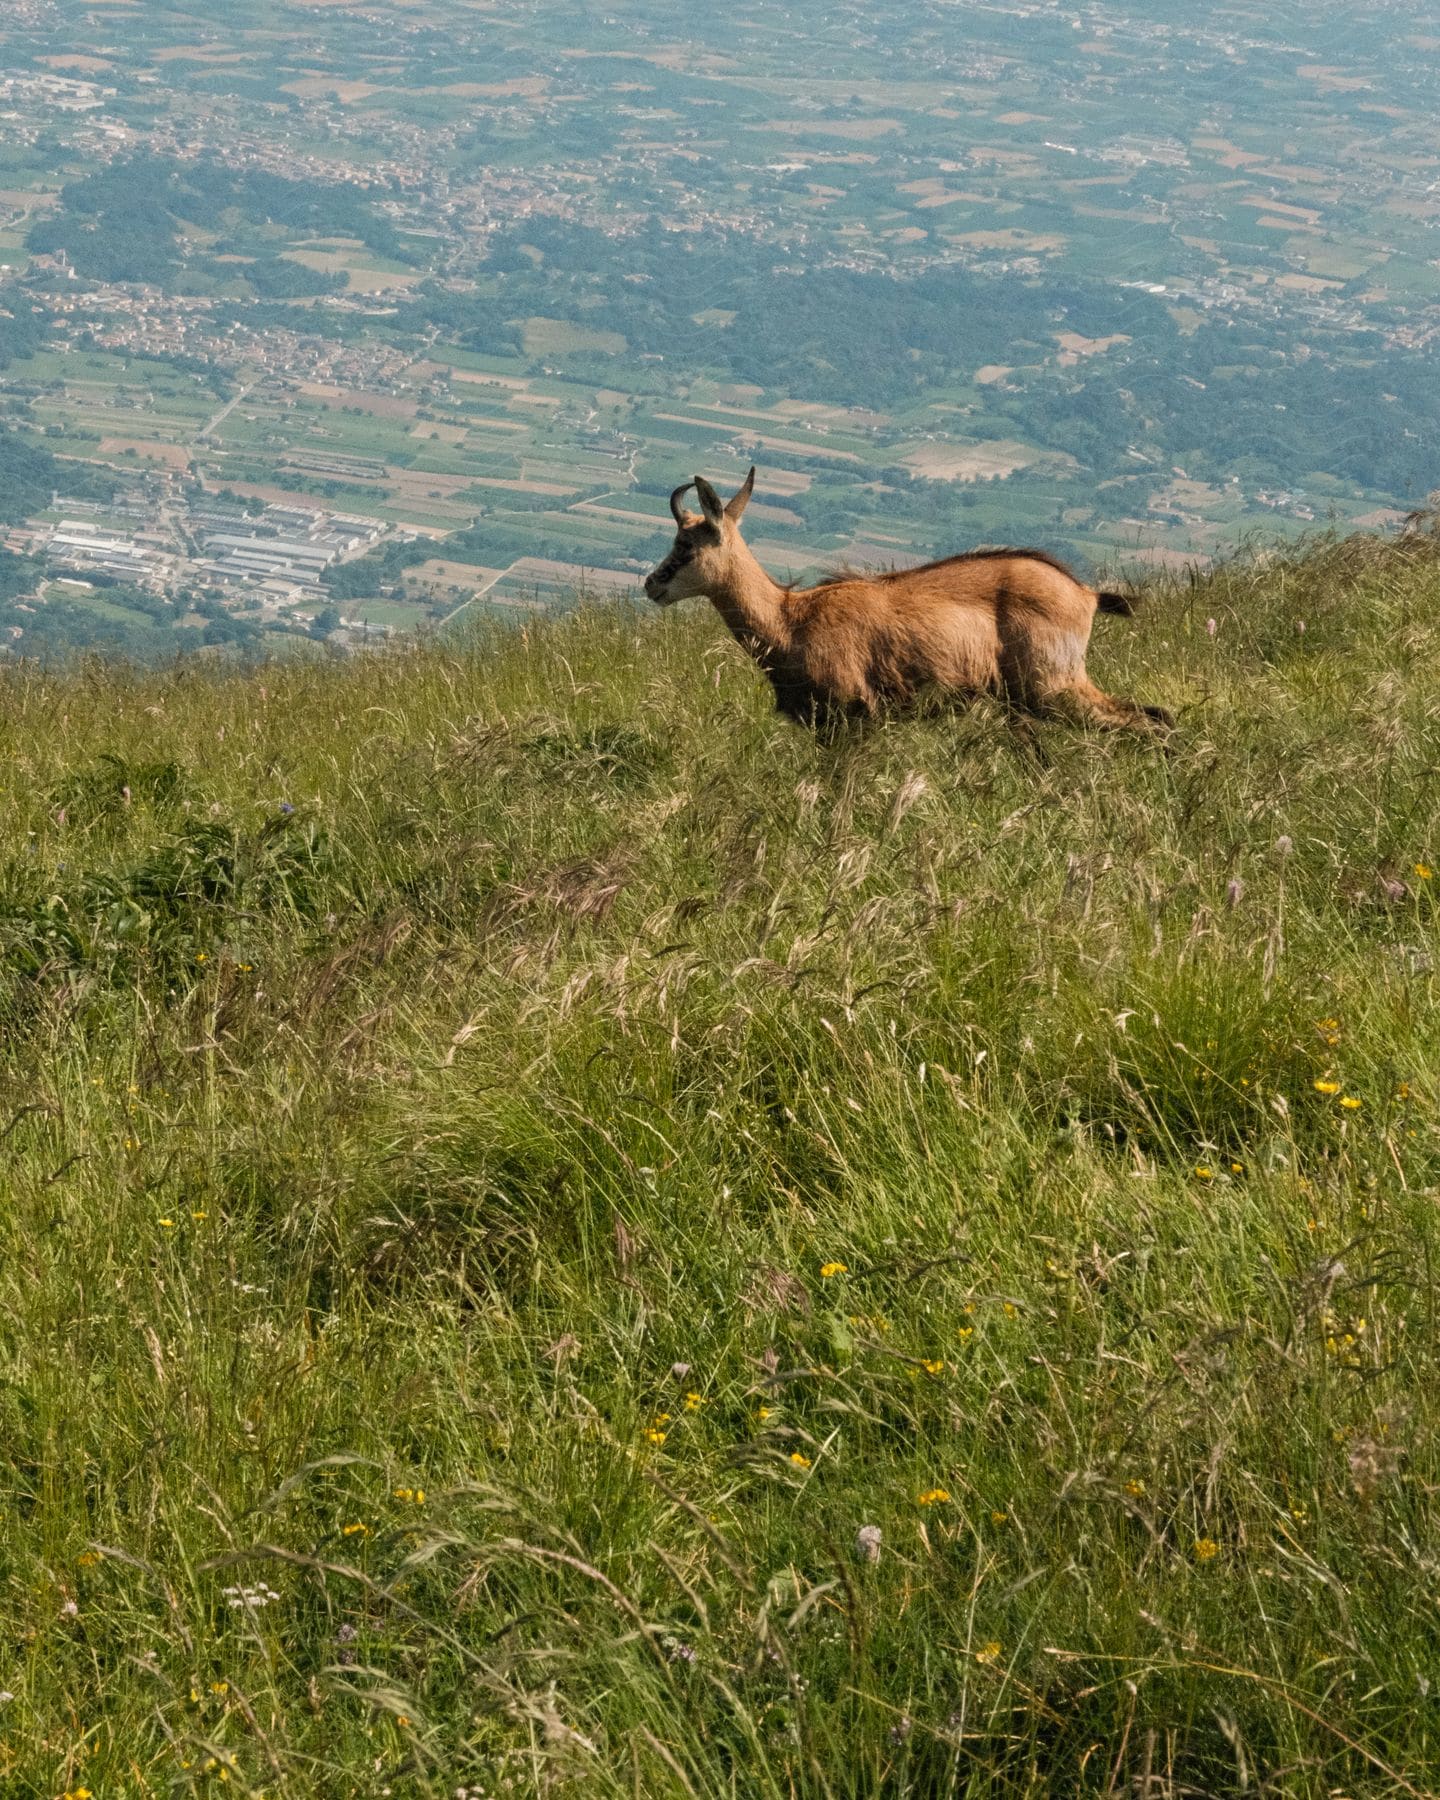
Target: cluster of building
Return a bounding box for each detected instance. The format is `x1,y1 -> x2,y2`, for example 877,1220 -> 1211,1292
197,506 -> 384,593
37,496 -> 174,586
22,487 -> 391,614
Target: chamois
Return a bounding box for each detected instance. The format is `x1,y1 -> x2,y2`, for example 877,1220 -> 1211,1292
644,468 -> 1171,737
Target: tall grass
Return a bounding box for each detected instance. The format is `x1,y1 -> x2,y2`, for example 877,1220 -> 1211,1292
1,533 -> 1438,1797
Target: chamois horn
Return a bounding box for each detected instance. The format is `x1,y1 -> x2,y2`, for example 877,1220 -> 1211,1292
669,481 -> 694,527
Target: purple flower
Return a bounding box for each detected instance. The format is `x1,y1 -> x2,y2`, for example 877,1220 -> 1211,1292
279,802 -> 295,816
1225,877 -> 1244,909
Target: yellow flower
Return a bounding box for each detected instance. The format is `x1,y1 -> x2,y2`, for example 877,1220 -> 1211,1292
684,1391 -> 704,1411
921,1358 -> 945,1376
392,1486 -> 425,1503
975,1641 -> 1002,1665
1339,1095 -> 1361,1110
917,1487 -> 950,1506
955,1326 -> 973,1343
1124,1479 -> 1146,1499
1001,1302 -> 1018,1319
191,1209 -> 207,1220
653,1411 -> 672,1425
1397,1082 -> 1411,1100
1230,1162 -> 1244,1175
123,1136 -> 139,1151
1316,1018 -> 1340,1032
990,1510 -> 1008,1525
158,1218 -> 176,1229
1415,863 -> 1432,880
196,952 -> 207,963
210,1681 -> 228,1694
756,1406 -> 772,1422
77,1551 -> 100,1567
645,1429 -> 667,1445
789,1452 -> 812,1468
819,1261 -> 848,1278
1313,1080 -> 1340,1095
342,1522 -> 370,1537
1288,1503 -> 1309,1524
1194,1165 -> 1213,1180
1194,1537 -> 1219,1562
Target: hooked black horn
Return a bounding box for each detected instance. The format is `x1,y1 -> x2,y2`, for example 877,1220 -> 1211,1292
669,481 -> 694,527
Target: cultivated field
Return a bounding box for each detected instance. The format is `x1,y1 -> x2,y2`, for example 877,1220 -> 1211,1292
1,531 -> 1438,1795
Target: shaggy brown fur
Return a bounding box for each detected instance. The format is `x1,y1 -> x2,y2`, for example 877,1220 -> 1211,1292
644,468 -> 1170,735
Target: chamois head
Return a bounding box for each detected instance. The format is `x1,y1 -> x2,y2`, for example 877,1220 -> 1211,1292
643,466 -> 756,606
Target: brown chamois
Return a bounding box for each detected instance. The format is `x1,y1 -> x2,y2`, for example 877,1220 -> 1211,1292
644,468 -> 1171,736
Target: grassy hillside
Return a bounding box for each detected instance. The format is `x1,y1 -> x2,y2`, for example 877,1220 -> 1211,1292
2,532 -> 1438,1799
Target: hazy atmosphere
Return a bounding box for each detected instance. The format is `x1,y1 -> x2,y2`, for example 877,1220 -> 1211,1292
0,0 -> 1437,654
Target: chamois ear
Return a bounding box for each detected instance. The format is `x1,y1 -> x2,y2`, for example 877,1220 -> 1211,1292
693,475 -> 725,531
725,465 -> 756,522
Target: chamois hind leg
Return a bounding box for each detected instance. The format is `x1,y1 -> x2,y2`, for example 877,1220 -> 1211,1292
1048,677 -> 1172,737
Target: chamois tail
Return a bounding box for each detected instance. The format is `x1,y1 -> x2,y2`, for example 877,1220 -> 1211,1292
1096,590 -> 1135,616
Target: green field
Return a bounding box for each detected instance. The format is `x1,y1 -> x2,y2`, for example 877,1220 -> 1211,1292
2,529 -> 1438,1795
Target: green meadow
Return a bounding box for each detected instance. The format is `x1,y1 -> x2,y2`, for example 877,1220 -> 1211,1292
1,531 -> 1438,1797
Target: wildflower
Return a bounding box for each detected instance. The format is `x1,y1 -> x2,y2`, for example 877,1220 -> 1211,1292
1124,1479 -> 1146,1499
210,1680 -> 228,1694
670,1361 -> 691,1379
1317,1018 -> 1339,1032
1230,1162 -> 1244,1175
1340,1095 -> 1362,1110
1194,1164 -> 1213,1180
917,1487 -> 950,1506
856,1524 -> 882,1563
195,952 -> 207,964
77,1551 -> 100,1567
889,1715 -> 913,1744
975,1641 -> 1002,1665
789,1452 -> 812,1468
192,1209 -> 206,1220
158,1218 -> 176,1229
756,1406 -> 772,1422
222,1580 -> 277,1621
1225,877 -> 1244,908
1397,1082 -> 1411,1100
990,1510 -> 1008,1525
392,1486 -> 426,1503
819,1261 -> 848,1278
279,802 -> 295,816
1001,1302 -> 1018,1319
1205,617 -> 1217,637
921,1358 -> 945,1376
123,1136 -> 139,1151
1289,1503 -> 1309,1524
1194,1537 -> 1219,1562
1416,863 -> 1432,881
1313,1080 -> 1340,1095
341,1522 -> 370,1537
955,1326 -> 973,1343
1274,835 -> 1293,856
684,1391 -> 704,1411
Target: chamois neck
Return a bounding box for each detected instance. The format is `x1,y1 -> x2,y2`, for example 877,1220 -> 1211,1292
705,540 -> 790,656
